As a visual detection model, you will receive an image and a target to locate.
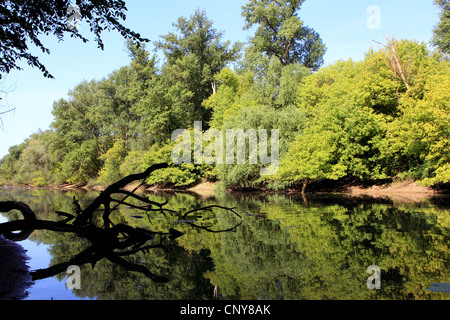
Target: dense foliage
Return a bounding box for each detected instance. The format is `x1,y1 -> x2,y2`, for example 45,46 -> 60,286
431,0 -> 450,54
1,2 -> 449,192
0,0 -> 148,79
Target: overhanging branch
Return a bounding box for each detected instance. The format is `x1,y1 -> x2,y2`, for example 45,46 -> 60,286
0,163 -> 243,284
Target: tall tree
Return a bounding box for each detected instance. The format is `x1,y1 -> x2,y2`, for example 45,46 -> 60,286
99,40 -> 157,148
152,9 -> 242,128
242,0 -> 326,70
0,0 -> 148,79
50,80 -> 106,183
431,0 -> 450,54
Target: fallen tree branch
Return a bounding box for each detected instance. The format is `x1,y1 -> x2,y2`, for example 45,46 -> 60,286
0,163 -> 243,284
73,162 -> 169,226
0,201 -> 36,241
182,205 -> 241,219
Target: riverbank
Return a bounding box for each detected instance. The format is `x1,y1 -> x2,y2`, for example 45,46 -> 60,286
0,236 -> 33,300
346,181 -> 440,203
1,178 -> 446,203
184,178 -> 448,204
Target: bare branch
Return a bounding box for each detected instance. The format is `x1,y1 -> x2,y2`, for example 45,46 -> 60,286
0,163 -> 243,284
373,37 -> 410,90
186,221 -> 242,234
182,205 -> 241,219
73,163 -> 169,226
0,108 -> 15,116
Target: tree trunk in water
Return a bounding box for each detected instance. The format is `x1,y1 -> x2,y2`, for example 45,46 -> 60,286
301,177 -> 309,195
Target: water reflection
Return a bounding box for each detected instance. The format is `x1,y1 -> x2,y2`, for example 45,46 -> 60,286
0,188 -> 449,300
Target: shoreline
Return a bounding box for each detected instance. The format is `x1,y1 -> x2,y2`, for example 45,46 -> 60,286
0,236 -> 33,300
0,179 -> 446,202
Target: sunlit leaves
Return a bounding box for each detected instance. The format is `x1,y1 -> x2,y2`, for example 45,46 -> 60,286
280,40 -> 450,187
242,0 -> 325,70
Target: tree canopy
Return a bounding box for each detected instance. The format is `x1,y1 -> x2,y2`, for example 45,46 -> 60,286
0,0 -> 148,79
1,2 -> 449,194
431,0 -> 450,54
242,0 -> 326,70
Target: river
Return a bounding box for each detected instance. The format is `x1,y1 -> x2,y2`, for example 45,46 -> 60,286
0,187 -> 449,300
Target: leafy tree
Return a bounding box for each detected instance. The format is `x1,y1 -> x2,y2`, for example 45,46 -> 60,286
431,0 -> 450,54
47,44 -> 159,184
279,39 -> 450,191
238,48 -> 311,109
278,57 -> 393,190
0,142 -> 26,183
150,9 -> 242,128
242,0 -> 326,70
203,67 -> 254,129
51,80 -> 106,151
217,104 -> 305,189
49,80 -> 111,183
98,41 -> 157,148
0,130 -> 59,185
96,139 -> 128,185
0,0 -> 148,79
58,139 -> 101,184
385,58 -> 450,183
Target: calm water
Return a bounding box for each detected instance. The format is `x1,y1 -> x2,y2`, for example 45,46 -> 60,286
1,187 -> 449,300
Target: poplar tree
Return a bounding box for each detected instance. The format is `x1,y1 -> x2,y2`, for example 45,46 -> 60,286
431,0 -> 450,54
241,0 -> 326,70
145,9 -> 242,133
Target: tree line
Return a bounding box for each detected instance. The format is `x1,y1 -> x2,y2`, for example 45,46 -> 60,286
0,0 -> 449,192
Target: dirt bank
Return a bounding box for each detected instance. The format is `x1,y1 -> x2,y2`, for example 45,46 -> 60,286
348,180 -> 435,195
2,178 -> 445,203
187,181 -> 217,197
0,236 -> 33,300
346,181 -> 437,203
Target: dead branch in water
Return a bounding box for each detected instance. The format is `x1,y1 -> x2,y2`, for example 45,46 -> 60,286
0,163 -> 242,283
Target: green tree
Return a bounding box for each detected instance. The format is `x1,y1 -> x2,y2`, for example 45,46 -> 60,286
203,67 -> 254,129
50,80 -> 109,183
385,58 -> 450,184
238,48 -> 311,109
242,0 -> 326,70
149,9 -> 242,129
278,57 -> 392,190
0,0 -> 148,79
0,143 -> 26,183
98,41 -> 157,148
51,80 -> 107,152
279,39 -> 450,191
96,139 -> 128,185
217,104 -> 305,189
0,130 -> 59,185
48,44 -> 159,185
431,0 -> 450,54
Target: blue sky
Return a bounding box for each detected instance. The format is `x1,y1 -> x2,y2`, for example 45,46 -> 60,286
0,0 -> 441,158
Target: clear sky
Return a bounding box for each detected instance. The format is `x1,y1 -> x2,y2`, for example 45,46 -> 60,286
0,0 -> 441,158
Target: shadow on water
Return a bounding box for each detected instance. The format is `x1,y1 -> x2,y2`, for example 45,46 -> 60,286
0,182 -> 450,300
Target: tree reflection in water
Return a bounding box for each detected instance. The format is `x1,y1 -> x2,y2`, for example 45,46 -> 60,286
1,173 -> 450,300
0,163 -> 241,287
